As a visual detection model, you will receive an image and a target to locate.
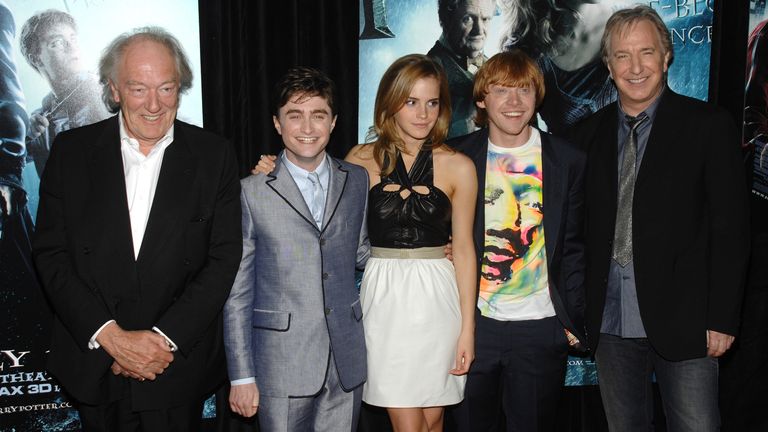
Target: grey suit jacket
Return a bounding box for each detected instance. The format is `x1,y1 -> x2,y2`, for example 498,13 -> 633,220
223,153 -> 370,397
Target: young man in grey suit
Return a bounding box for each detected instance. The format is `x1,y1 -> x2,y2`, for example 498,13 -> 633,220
223,67 -> 370,432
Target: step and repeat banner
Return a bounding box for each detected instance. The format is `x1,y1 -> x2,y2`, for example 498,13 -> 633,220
745,1 -> 768,202
0,1 -> 202,430
359,0 -> 715,385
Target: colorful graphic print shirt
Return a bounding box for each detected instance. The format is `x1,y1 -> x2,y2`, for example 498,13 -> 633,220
478,128 -> 556,321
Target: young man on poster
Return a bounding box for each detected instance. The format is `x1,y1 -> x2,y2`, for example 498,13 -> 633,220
223,67 -> 369,431
448,50 -> 586,431
574,6 -> 749,431
428,0 -> 495,139
20,9 -> 110,176
33,28 -> 242,430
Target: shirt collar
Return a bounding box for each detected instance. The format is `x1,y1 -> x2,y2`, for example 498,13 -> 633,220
437,34 -> 485,71
618,85 -> 665,125
119,111 -> 175,155
281,152 -> 330,185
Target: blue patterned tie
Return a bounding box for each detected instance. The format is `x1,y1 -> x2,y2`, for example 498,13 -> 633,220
307,171 -> 324,228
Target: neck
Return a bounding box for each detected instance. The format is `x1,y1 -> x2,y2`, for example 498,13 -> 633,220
285,151 -> 326,172
488,125 -> 531,148
620,84 -> 664,117
401,137 -> 426,156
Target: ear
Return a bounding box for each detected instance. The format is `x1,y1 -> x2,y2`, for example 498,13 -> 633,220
272,115 -> 282,135
330,115 -> 338,131
662,51 -> 671,73
109,80 -> 121,104
476,100 -> 486,110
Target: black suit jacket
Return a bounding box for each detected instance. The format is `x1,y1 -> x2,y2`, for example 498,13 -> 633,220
33,116 -> 242,409
575,90 -> 750,361
448,128 -> 587,345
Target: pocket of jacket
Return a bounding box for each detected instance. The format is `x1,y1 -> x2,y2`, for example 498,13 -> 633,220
351,299 -> 363,321
252,308 -> 291,331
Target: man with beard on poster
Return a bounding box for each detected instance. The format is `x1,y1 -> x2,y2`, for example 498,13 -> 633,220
574,6 -> 749,431
33,27 -> 241,431
448,50 -> 586,431
20,9 -> 110,177
428,0 -> 495,139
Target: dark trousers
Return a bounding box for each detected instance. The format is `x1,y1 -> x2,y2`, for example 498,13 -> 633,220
78,397 -> 203,432
454,314 -> 569,432
595,334 -> 719,432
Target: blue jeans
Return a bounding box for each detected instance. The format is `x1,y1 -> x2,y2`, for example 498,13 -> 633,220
595,334 -> 719,432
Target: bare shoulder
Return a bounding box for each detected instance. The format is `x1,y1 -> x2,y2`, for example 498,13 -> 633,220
345,143 -> 379,171
433,144 -> 475,176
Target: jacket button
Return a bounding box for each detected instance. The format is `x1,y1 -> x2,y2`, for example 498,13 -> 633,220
320,238 -> 326,246
322,273 -> 329,280
325,307 -> 332,315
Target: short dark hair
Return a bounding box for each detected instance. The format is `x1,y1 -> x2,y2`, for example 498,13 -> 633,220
437,0 -> 463,29
98,27 -> 193,113
273,67 -> 336,116
20,9 -> 77,73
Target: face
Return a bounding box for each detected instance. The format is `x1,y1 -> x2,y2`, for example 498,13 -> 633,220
110,40 -> 180,151
477,83 -> 536,147
36,23 -> 82,80
606,19 -> 670,116
393,77 -> 441,147
445,0 -> 495,59
273,94 -> 336,171
482,158 -> 544,284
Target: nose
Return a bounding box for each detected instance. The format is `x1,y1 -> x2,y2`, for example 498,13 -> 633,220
417,103 -> 428,119
301,116 -> 313,133
469,17 -> 481,36
507,91 -> 521,106
629,54 -> 643,74
146,90 -> 161,112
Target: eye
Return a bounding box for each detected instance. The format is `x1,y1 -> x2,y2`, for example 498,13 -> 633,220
313,114 -> 327,120
461,15 -> 473,25
130,87 -> 147,96
48,37 -> 65,49
518,87 -> 530,95
493,87 -> 508,95
427,100 -> 440,108
404,99 -> 417,106
288,114 -> 301,120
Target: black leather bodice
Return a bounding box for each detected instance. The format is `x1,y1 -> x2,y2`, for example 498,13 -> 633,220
368,149 -> 452,248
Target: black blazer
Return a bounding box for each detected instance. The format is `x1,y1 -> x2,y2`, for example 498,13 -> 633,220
574,89 -> 750,361
448,128 -> 587,346
33,116 -> 242,409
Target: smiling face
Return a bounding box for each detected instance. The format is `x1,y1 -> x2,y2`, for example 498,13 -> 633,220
110,39 -> 179,152
445,0 -> 495,59
606,19 -> 670,116
273,93 -> 336,171
393,77 -> 441,148
477,83 -> 536,148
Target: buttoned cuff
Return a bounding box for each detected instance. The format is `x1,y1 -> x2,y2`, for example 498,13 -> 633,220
151,327 -> 178,352
88,320 -> 116,349
231,377 -> 256,386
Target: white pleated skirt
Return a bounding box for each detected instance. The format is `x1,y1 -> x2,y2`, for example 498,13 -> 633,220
360,249 -> 465,407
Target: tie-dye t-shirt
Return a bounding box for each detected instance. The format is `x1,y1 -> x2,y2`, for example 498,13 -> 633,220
479,128 -> 556,321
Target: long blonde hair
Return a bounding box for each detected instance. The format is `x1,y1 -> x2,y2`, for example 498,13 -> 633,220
369,54 -> 451,176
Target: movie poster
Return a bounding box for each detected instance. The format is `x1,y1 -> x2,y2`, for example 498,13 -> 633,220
359,0 -> 715,386
745,0 -> 768,201
0,1 -> 203,430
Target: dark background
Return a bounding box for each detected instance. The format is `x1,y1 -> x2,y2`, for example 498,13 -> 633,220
197,1 -> 767,431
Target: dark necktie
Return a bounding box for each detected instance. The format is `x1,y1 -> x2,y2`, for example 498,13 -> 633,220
613,114 -> 647,267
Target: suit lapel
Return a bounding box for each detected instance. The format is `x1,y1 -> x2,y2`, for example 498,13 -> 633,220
321,156 -> 348,233
636,90 -> 674,188
266,153 -> 319,231
137,123 -> 196,264
541,133 -> 564,264
466,129 -> 489,259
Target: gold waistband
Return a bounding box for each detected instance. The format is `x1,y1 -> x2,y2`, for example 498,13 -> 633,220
370,246 -> 446,259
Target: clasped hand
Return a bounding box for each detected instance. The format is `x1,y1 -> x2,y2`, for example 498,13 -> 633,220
97,322 -> 174,381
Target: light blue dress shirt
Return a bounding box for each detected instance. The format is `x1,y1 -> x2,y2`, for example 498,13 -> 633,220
281,152 -> 329,228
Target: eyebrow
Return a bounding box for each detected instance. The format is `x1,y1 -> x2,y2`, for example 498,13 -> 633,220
285,108 -> 329,115
125,80 -> 178,86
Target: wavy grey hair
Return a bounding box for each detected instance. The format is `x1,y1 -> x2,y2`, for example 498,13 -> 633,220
98,26 -> 193,113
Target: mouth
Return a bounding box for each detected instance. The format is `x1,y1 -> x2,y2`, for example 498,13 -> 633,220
142,114 -> 162,121
412,123 -> 431,128
627,77 -> 648,84
501,111 -> 525,118
296,137 -> 318,143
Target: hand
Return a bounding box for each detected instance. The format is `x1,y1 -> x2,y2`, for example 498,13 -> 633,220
110,361 -> 144,381
96,322 -> 174,380
565,328 -> 581,349
251,154 -> 277,175
707,330 -> 735,357
229,382 -> 260,417
444,237 -> 453,262
27,113 -> 49,141
449,330 -> 474,376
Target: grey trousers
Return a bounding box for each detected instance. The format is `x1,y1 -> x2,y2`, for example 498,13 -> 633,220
258,351 -> 362,432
